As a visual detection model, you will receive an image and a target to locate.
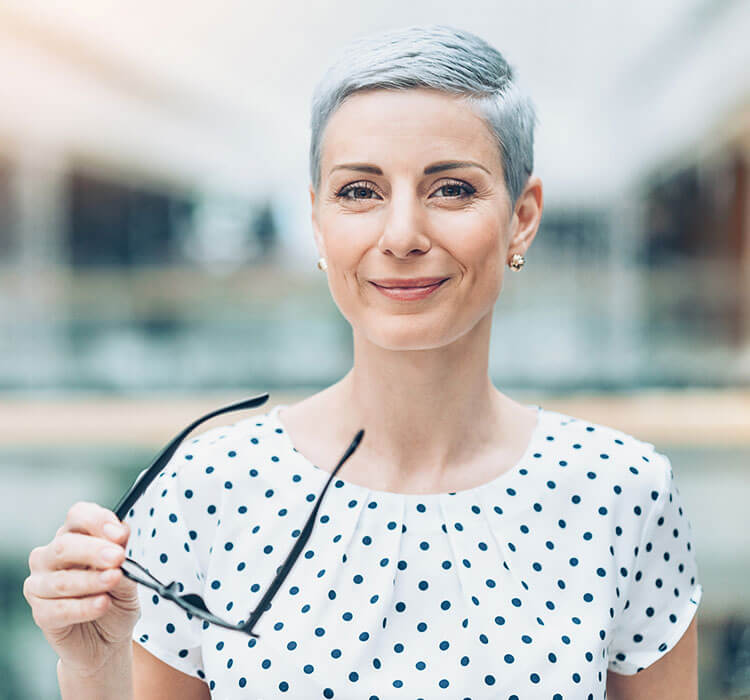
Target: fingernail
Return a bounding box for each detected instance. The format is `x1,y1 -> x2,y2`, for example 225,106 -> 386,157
100,569 -> 118,583
101,546 -> 122,564
103,523 -> 123,540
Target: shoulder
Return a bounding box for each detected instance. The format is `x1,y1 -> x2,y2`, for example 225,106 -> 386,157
159,408 -> 284,494
126,408 -> 284,542
538,405 -> 671,497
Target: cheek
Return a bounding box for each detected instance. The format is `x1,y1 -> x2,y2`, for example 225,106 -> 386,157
319,213 -> 361,273
318,219 -> 368,313
326,238 -> 367,291
452,220 -> 504,282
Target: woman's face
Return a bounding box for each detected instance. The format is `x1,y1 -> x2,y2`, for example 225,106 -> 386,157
311,87 -> 541,351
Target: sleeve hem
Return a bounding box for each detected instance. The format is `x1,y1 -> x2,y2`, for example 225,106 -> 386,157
133,638 -> 205,681
607,581 -> 703,676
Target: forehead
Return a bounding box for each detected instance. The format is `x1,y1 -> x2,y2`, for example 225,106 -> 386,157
320,88 -> 502,175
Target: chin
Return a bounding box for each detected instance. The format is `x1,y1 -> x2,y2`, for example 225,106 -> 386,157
372,336 -> 447,352
358,315 -> 465,351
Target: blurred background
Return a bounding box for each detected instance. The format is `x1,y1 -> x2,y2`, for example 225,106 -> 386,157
1,0 -> 749,697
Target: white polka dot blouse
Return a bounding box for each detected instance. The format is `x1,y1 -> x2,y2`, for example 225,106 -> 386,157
125,402 -> 702,699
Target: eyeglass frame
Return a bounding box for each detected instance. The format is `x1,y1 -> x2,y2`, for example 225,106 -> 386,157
112,392 -> 365,639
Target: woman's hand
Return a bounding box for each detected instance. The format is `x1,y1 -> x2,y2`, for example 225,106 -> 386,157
23,501 -> 141,677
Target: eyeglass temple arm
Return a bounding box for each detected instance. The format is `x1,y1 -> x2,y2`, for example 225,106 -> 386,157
113,393 -> 270,521
240,428 -> 364,635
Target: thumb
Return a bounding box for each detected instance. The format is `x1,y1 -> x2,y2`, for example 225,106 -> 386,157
108,565 -> 140,610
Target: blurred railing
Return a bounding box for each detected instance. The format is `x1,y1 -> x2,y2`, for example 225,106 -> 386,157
1,257 -> 747,392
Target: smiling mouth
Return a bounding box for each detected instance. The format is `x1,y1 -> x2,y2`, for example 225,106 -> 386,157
370,279 -> 449,289
369,278 -> 449,300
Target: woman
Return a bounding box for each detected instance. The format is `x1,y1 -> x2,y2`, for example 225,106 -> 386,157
24,24 -> 701,699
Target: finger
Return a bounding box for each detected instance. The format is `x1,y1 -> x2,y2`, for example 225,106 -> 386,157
25,567 -> 124,600
29,544 -> 92,574
44,532 -> 126,572
59,501 -> 130,544
28,590 -> 111,632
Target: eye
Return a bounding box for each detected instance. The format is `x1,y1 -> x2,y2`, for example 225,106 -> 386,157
431,180 -> 476,199
335,181 -> 382,201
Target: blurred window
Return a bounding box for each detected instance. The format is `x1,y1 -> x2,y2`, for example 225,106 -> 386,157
0,156 -> 15,258
535,208 -> 610,259
66,170 -> 193,267
640,151 -> 747,344
641,153 -> 744,266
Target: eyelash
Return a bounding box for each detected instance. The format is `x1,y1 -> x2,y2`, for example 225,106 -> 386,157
335,179 -> 476,201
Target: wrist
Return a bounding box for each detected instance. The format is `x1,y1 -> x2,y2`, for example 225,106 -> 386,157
60,638 -> 131,677
58,642 -> 133,700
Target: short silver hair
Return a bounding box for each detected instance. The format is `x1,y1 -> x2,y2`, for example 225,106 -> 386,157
309,24 -> 537,208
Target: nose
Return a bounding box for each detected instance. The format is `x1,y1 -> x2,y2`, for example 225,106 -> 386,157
377,190 -> 432,259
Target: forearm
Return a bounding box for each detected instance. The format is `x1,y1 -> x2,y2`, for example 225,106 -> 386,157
58,642 -> 133,700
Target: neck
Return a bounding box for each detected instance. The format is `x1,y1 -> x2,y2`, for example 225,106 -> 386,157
326,312 -> 511,482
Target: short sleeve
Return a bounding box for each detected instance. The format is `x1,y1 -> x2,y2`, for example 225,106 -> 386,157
607,450 -> 703,675
123,449 -> 212,681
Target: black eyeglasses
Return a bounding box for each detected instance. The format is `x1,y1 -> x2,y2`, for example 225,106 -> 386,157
113,392 -> 364,639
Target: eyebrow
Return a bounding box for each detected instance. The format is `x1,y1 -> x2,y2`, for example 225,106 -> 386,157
329,160 -> 491,176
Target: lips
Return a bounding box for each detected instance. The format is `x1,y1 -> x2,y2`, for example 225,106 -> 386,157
370,277 -> 448,289
370,277 -> 448,301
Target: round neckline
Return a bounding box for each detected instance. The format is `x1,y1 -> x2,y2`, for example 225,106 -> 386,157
269,402 -> 545,500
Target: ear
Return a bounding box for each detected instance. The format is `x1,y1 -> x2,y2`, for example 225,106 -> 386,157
310,184 -> 326,258
507,175 -> 543,257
